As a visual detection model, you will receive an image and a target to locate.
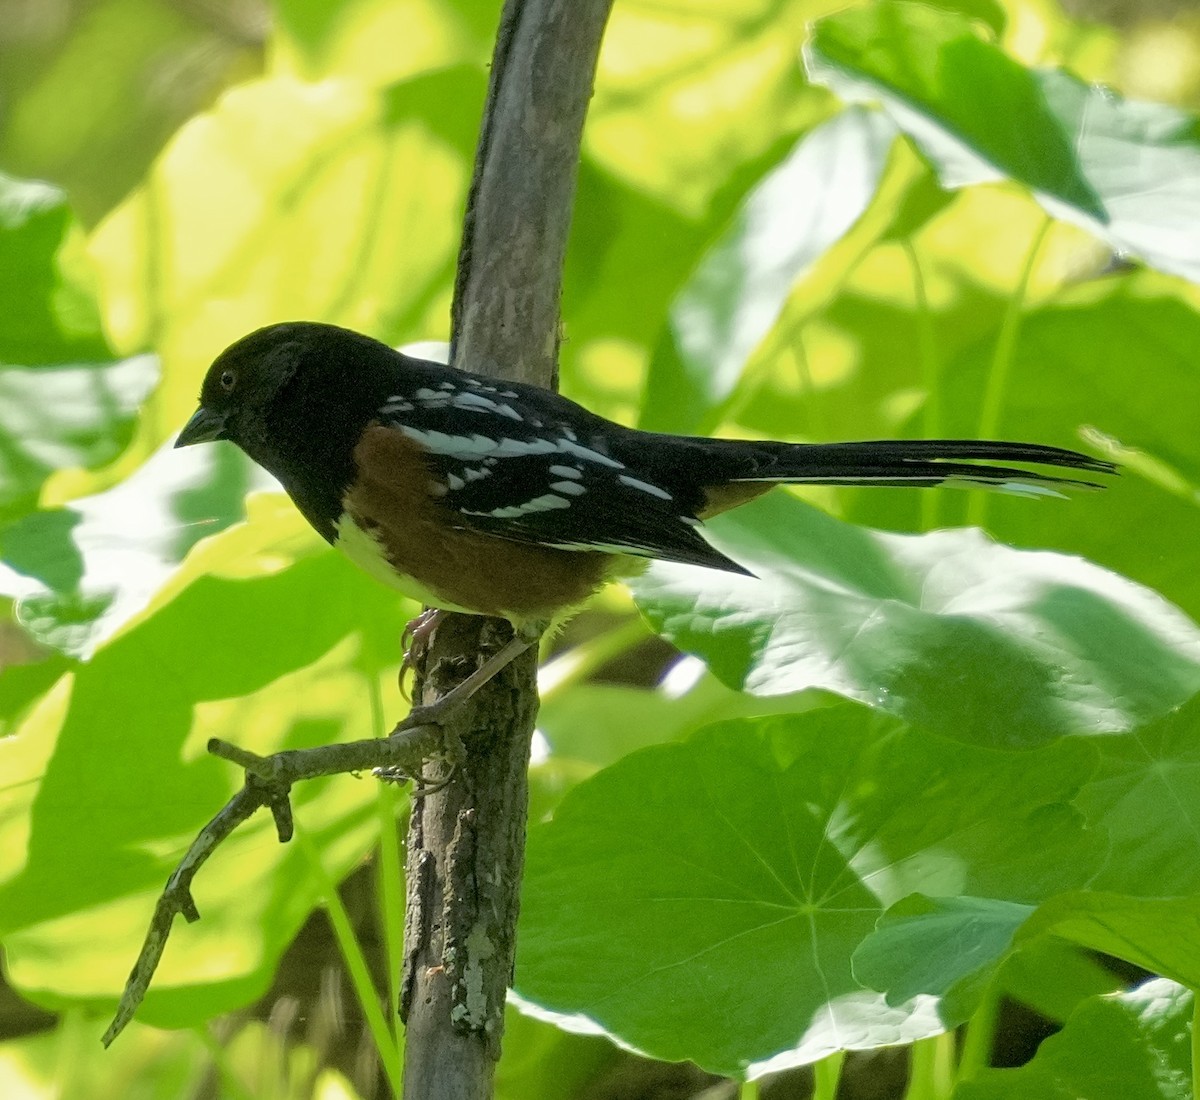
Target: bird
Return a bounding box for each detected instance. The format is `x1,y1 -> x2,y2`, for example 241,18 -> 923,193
177,321 -> 1114,717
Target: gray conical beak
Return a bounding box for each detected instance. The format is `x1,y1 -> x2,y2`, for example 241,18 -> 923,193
175,406 -> 228,448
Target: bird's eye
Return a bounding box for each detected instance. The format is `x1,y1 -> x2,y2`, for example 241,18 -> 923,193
219,369 -> 237,392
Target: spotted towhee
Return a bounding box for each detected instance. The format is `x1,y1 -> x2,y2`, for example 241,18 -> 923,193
176,322 -> 1112,707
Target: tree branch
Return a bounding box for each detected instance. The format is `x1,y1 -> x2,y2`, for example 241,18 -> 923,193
102,715 -> 446,1047
402,1 -> 613,1096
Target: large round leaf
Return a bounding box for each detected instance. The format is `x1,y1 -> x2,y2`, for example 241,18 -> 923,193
517,707 -> 1098,1076
632,492 -> 1200,747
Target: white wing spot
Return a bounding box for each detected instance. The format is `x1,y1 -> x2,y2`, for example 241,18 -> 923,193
548,464 -> 582,479
400,426 -> 494,457
404,427 -> 591,465
551,480 -> 586,496
495,437 -> 558,457
557,438 -> 623,468
618,475 -> 672,500
451,390 -> 498,412
466,494 -> 572,519
464,466 -> 491,482
446,472 -> 465,491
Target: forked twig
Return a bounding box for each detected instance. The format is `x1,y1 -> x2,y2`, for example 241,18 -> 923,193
102,714 -> 445,1047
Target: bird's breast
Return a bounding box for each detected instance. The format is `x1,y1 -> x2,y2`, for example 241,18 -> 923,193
333,512 -> 478,616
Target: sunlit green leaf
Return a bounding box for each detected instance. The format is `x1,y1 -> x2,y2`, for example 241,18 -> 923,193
88,67 -> 483,441
587,0 -> 827,218
808,2 -> 1200,282
0,0 -> 259,225
274,0 -> 489,86
0,353 -> 157,526
0,443 -> 273,656
632,491 -> 1200,747
0,172 -> 106,362
640,108 -> 897,433
0,516 -> 412,1023
0,172 -> 157,525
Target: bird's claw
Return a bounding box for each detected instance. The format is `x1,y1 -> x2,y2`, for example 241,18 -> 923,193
399,608 -> 444,700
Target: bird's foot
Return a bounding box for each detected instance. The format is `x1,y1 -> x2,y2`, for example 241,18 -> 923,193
379,620 -> 545,793
398,608 -> 445,700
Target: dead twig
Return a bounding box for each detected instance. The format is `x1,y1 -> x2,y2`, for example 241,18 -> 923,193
102,713 -> 445,1047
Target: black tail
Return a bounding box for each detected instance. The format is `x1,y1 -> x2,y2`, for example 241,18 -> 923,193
732,439 -> 1115,494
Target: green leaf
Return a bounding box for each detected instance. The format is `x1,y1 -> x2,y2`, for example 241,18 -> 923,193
853,902 -> 1122,1028
87,66 -> 484,441
998,938 -> 1123,1025
807,2 -> 1200,282
955,979 -> 1193,1100
920,0 -> 1007,36
639,108 -> 897,434
0,0 -> 258,224
0,353 -> 157,526
0,651 -> 73,739
1012,690 -> 1200,986
274,0 -> 492,86
843,269 -> 1200,626
1024,893 -> 1200,991
1,443 -> 271,656
631,492 -> 1200,747
909,693 -> 1200,995
495,1006 -> 617,1100
0,529 -> 411,1025
0,172 -> 157,526
852,895 -> 1033,1020
560,162 -> 723,424
537,669 -> 827,771
807,3 -> 1104,217
516,706 -> 1098,1076
1077,692 -> 1200,896
0,172 -> 107,362
585,0 -> 822,218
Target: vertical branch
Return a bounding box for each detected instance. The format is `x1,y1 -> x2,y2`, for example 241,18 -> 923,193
451,0 -> 613,386
400,2 -> 614,1098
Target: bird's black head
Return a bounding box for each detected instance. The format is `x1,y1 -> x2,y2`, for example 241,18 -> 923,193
176,322 -> 315,452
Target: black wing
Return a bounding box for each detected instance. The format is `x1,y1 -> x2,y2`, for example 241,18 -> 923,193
375,363 -> 752,574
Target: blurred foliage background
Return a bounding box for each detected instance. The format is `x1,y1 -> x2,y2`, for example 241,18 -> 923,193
2,0 -> 1200,1097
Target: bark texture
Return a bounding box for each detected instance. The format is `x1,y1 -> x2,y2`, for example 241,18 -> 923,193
400,3 -> 614,1097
